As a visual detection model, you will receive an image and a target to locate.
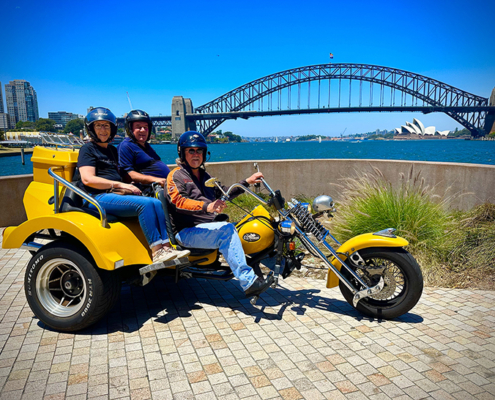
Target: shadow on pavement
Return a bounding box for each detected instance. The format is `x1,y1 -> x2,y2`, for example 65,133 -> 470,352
61,274 -> 422,335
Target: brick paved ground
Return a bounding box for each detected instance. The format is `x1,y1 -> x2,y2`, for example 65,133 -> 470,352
1,242 -> 494,399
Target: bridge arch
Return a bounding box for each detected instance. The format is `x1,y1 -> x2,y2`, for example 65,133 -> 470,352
194,63 -> 489,136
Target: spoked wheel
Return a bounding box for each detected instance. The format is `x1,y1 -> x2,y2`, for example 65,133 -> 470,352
25,242 -> 121,332
339,247 -> 423,319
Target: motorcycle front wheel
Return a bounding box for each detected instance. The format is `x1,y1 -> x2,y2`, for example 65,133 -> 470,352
339,247 -> 423,319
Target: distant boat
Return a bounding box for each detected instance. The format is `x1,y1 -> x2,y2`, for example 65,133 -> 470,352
160,140 -> 171,144
318,136 -> 322,143
275,137 -> 278,143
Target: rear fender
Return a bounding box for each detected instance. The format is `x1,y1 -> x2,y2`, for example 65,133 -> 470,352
326,233 -> 408,288
2,212 -> 151,270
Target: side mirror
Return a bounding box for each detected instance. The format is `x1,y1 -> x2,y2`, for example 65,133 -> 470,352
205,177 -> 218,188
312,195 -> 335,212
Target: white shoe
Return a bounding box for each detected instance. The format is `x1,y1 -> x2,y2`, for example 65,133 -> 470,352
152,247 -> 190,264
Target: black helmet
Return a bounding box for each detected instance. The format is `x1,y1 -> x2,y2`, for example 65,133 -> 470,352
177,131 -> 208,165
125,109 -> 153,142
84,107 -> 117,143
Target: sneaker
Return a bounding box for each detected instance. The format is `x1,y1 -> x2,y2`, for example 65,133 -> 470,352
152,247 -> 190,264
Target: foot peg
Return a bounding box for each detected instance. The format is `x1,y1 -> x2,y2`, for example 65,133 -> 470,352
139,256 -> 190,276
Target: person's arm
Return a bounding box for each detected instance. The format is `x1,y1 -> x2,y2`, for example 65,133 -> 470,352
79,166 -> 142,194
127,170 -> 167,187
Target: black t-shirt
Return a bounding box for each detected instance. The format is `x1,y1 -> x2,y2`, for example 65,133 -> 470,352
76,142 -> 122,195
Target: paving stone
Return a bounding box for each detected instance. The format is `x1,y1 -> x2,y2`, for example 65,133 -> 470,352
0,247 -> 494,400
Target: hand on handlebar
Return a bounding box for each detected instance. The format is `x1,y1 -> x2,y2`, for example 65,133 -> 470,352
246,172 -> 264,185
207,199 -> 226,214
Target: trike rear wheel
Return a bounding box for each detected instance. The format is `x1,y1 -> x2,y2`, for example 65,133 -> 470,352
25,242 -> 121,332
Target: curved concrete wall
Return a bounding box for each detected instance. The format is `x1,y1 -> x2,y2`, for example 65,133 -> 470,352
1,159 -> 494,227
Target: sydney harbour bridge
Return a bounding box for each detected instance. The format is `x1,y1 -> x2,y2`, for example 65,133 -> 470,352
117,63 -> 495,138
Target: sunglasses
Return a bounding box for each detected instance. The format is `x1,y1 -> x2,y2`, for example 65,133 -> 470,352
187,148 -> 204,155
94,123 -> 111,130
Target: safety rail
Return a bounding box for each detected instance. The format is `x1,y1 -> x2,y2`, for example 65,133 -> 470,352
48,167 -> 108,228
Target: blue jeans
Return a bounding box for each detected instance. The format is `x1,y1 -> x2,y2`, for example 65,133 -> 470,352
175,222 -> 257,290
86,193 -> 169,248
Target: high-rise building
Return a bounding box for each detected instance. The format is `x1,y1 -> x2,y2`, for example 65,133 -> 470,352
0,82 -> 16,130
0,81 -> 4,114
5,80 -> 39,124
0,113 -> 15,131
48,111 -> 80,128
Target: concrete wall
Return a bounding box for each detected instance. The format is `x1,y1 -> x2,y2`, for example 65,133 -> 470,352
205,160 -> 495,211
1,159 -> 494,227
0,174 -> 32,226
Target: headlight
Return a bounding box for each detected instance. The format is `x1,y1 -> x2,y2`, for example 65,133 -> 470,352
312,195 -> 334,212
279,220 -> 295,235
300,202 -> 312,213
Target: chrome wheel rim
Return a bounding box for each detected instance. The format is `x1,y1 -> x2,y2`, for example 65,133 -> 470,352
36,258 -> 87,317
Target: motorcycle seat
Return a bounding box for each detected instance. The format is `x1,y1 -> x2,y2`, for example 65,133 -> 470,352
59,187 -> 120,223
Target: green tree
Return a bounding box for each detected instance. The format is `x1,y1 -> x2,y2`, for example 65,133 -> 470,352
0,129 -> 4,141
36,118 -> 57,132
64,118 -> 85,134
224,131 -> 242,142
16,120 -> 35,130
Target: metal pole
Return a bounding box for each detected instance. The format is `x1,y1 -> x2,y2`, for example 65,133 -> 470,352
21,148 -> 25,165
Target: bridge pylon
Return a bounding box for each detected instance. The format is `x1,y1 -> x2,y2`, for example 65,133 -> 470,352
171,96 -> 197,140
485,87 -> 495,135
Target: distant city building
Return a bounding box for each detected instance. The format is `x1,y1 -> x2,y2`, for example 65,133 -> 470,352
0,82 -> 4,114
48,111 -> 80,128
0,82 -> 16,130
0,113 -> 16,130
5,80 -> 39,124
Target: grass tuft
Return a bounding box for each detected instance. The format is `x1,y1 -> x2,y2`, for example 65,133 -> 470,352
331,167 -> 452,251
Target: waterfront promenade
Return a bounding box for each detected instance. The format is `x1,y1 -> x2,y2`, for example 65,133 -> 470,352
1,230 -> 494,400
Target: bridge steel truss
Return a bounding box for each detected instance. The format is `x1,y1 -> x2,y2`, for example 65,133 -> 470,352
194,63 -> 490,137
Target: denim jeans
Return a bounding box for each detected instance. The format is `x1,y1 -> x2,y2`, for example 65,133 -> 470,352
86,193 -> 169,248
175,222 -> 257,291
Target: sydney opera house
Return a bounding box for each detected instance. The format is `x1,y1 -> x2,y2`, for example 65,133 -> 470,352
394,118 -> 450,137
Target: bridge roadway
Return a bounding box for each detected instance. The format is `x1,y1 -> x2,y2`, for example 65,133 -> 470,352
1,232 -> 494,400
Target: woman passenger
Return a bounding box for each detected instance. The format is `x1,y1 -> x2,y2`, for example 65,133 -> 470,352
77,107 -> 189,264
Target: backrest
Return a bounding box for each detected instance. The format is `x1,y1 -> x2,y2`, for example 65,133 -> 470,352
156,188 -> 178,245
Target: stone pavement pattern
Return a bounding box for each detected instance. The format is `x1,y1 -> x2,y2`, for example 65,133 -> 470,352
1,244 -> 494,400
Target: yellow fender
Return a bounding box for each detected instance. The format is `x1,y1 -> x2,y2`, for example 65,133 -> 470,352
326,233 -> 408,288
2,213 -> 152,271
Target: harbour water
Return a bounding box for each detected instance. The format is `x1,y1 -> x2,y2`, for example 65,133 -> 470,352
0,139 -> 493,177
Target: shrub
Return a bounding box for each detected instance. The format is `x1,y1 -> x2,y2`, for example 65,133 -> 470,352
442,203 -> 495,272
330,165 -> 452,251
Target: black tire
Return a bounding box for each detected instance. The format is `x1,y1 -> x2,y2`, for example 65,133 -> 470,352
339,247 -> 423,319
24,242 -> 121,332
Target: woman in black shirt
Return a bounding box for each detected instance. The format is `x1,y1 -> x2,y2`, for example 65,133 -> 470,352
77,107 -> 189,264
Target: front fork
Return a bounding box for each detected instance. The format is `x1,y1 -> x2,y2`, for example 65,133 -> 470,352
294,226 -> 384,307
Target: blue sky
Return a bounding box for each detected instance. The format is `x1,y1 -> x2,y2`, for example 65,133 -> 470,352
2,0 -> 494,137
